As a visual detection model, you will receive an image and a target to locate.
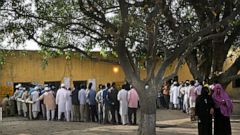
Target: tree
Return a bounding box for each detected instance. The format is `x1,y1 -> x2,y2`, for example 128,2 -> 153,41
1,0 -> 240,135
158,0 -> 240,87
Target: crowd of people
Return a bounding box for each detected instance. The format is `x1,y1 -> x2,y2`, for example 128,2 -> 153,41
1,79 -> 234,135
158,79 -> 233,135
1,82 -> 139,125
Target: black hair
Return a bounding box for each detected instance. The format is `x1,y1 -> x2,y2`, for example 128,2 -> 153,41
81,84 -> 86,89
107,83 -> 111,88
201,87 -> 209,96
122,84 -> 125,89
98,84 -> 102,89
88,82 -> 92,89
190,80 -> 195,86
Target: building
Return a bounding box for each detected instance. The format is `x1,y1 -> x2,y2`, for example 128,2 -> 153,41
0,50 -> 239,101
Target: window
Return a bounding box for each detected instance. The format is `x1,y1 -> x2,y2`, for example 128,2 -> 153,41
44,81 -> 61,90
73,80 -> 87,90
13,82 -> 33,91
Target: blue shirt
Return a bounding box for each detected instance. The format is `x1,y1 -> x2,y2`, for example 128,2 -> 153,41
87,89 -> 96,105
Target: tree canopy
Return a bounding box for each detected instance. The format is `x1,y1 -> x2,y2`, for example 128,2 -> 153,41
1,1 -> 240,135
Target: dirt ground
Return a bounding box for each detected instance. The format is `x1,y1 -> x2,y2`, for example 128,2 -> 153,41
0,109 -> 240,135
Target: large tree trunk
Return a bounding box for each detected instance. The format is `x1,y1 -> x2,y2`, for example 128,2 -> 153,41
137,86 -> 157,135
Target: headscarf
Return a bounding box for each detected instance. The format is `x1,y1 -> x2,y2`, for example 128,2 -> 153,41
212,84 -> 233,117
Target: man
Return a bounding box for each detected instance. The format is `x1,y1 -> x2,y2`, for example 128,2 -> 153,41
78,84 -> 86,122
108,82 -> 121,124
95,84 -> 103,123
182,80 -> 190,114
56,84 -> 67,121
117,85 -> 128,125
102,83 -> 111,124
65,88 -> 73,122
21,87 -> 29,117
128,86 -> 139,125
171,81 -> 179,109
71,87 -> 80,122
31,86 -> 40,119
87,83 -> 98,122
1,95 -> 10,116
38,87 -> 56,121
162,81 -> 170,109
14,84 -> 23,116
189,80 -> 197,121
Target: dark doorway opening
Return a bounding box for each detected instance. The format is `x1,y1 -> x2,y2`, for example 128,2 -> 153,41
73,80 -> 87,90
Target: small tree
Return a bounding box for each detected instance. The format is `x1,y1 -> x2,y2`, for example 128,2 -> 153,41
1,1 -> 240,134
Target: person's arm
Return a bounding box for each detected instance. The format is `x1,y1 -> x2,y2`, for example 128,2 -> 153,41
117,91 -> 121,101
56,91 -> 59,105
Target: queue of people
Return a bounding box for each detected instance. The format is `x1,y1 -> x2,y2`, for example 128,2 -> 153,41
1,82 -> 139,126
159,80 -> 233,135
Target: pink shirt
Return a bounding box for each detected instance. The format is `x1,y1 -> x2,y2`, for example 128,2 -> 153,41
128,88 -> 139,108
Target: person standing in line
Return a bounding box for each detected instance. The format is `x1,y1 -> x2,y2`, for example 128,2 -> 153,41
178,82 -> 184,110
95,84 -> 104,123
56,84 -> 67,121
117,84 -> 128,125
195,87 -> 214,135
87,83 -> 98,122
128,86 -> 139,125
31,86 -> 41,119
15,84 -> 23,116
189,80 -> 197,121
37,87 -> 56,121
195,81 -> 203,96
40,86 -> 47,119
183,80 -> 190,114
171,81 -> 179,109
78,84 -> 86,122
65,88 -> 73,122
85,83 -> 91,122
102,83 -> 111,124
108,82 -> 121,124
212,84 -> 233,135
162,81 -> 170,109
21,87 -> 29,117
71,87 -> 80,122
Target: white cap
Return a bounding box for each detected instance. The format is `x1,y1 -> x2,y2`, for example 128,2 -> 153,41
34,86 -> 39,90
173,81 -> 178,85
44,87 -> 50,91
61,83 -> 65,88
16,84 -> 22,89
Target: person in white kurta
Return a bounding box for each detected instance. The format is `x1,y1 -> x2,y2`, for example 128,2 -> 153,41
31,88 -> 40,119
65,88 -> 73,122
171,82 -> 179,109
56,84 -> 67,120
117,85 -> 128,125
182,82 -> 190,114
21,88 -> 28,117
14,84 -> 23,116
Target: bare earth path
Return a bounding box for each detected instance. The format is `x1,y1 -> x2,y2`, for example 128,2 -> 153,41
0,109 -> 239,135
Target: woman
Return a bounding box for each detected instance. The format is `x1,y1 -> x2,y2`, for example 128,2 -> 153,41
195,87 -> 214,135
212,84 -> 233,135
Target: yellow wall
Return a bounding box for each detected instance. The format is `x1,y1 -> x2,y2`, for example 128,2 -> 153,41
0,51 -> 125,100
0,51 -> 239,101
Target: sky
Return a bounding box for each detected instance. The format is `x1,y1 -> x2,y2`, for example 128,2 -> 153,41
22,40 -> 40,50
